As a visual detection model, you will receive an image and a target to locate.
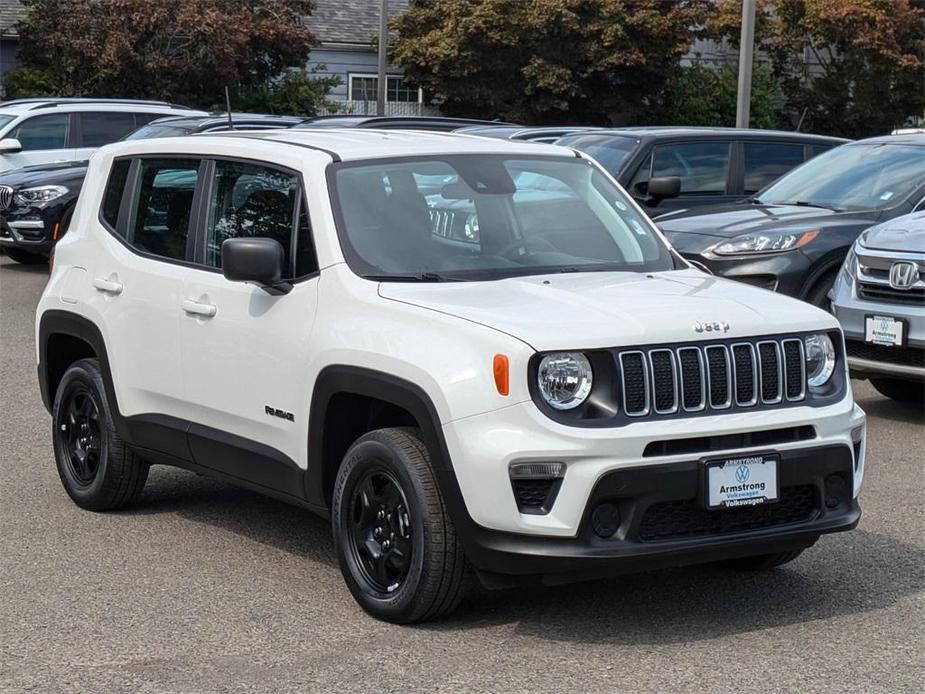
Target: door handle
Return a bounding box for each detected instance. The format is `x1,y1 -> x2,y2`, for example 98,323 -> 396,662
181,299 -> 217,318
92,277 -> 123,295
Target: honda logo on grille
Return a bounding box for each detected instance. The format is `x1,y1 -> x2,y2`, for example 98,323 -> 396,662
889,261 -> 918,290
0,186 -> 12,210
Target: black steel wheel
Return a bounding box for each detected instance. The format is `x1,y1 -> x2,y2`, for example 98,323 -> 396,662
52,358 -> 149,511
332,428 -> 466,623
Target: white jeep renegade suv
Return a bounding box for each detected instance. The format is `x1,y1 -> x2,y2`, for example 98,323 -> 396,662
36,130 -> 867,623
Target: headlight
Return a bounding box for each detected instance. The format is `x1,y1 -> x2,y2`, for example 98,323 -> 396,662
537,352 -> 593,410
841,244 -> 858,284
712,229 -> 820,256
804,333 -> 836,387
15,185 -> 69,205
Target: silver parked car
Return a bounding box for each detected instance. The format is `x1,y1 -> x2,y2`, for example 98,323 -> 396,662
830,211 -> 924,404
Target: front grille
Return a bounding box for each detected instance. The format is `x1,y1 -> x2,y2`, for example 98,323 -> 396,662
857,281 -> 925,306
429,208 -> 455,237
638,485 -> 819,542
0,185 -> 12,210
642,425 -> 816,458
617,336 -> 806,417
846,340 -> 925,368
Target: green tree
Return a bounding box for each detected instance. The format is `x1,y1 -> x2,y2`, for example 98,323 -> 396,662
5,0 -> 333,113
666,60 -> 782,129
391,0 -> 714,124
710,0 -> 925,138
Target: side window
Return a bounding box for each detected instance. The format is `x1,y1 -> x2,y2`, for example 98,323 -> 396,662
101,159 -> 131,229
126,159 -> 200,260
78,112 -> 139,147
295,198 -> 318,276
9,113 -> 69,151
743,142 -> 805,193
652,142 -> 731,194
204,160 -> 299,274
133,112 -> 163,127
810,144 -> 834,159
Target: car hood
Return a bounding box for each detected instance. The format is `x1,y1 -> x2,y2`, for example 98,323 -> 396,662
859,211 -> 925,253
378,269 -> 837,351
0,160 -> 89,188
655,203 -> 879,238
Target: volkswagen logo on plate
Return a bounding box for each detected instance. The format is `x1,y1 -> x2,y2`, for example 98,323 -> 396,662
889,261 -> 918,290
735,465 -> 750,483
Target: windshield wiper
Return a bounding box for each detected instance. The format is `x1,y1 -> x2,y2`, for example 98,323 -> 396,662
792,200 -> 846,212
363,272 -> 459,282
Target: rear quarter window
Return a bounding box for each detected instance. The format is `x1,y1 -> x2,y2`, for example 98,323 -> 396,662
101,159 -> 131,229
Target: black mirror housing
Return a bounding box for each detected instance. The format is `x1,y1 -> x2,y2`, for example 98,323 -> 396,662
221,237 -> 291,295
644,176 -> 682,207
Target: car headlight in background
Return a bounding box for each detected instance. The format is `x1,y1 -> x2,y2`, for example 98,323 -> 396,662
537,352 -> 593,410
14,185 -> 69,205
804,333 -> 836,387
712,229 -> 820,256
841,244 -> 859,285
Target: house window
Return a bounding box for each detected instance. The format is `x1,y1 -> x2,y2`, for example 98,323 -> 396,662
349,74 -> 422,103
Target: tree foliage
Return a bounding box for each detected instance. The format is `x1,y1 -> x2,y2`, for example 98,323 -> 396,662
5,0 -> 330,111
392,0 -> 714,124
710,0 -> 925,137
666,60 -> 781,129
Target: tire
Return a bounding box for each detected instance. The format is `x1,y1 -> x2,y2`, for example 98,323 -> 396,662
52,358 -> 149,511
870,377 -> 925,405
332,427 -> 466,623
3,247 -> 46,264
806,269 -> 838,310
721,549 -> 804,571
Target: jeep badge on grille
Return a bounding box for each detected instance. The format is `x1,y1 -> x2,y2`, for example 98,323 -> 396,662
693,321 -> 730,333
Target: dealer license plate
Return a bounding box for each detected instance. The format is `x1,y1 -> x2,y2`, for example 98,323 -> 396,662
704,453 -> 779,509
865,315 -> 905,347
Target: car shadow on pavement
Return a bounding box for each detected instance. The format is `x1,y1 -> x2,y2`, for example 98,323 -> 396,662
0,260 -> 48,275
853,390 -> 924,426
127,467 -> 922,645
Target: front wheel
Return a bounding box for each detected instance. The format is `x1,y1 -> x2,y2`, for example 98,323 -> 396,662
332,428 -> 466,623
870,377 -> 925,405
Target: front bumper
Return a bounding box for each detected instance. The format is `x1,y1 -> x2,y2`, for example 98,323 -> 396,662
0,211 -> 57,255
830,272 -> 925,381
441,397 -> 865,579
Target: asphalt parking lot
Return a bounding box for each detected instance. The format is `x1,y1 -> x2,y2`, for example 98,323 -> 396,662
1,254 -> 923,693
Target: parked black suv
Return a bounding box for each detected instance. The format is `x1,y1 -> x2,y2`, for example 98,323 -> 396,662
556,127 -> 848,216
0,114 -> 304,263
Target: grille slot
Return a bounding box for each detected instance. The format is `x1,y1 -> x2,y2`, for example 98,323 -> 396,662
0,185 -> 12,210
615,337 -> 804,418
620,351 -> 649,416
857,282 -> 925,306
638,485 -> 819,542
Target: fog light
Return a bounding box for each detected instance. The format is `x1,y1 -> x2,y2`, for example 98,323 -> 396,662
591,503 -> 620,538
509,462 -> 565,480
824,474 -> 849,509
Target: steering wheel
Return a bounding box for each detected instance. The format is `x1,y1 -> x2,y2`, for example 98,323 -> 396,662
497,237 -> 557,260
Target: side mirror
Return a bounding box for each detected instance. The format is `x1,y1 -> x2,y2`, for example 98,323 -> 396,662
221,237 -> 291,295
0,138 -> 22,154
644,176 -> 681,207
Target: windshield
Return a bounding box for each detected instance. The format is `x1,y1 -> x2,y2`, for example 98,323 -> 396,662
555,134 -> 639,175
330,155 -> 674,281
122,123 -> 199,140
757,142 -> 924,210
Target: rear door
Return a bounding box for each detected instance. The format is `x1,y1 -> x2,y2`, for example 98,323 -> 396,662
626,139 -> 735,214
740,140 -> 807,197
73,112 -> 157,160
177,157 -> 320,488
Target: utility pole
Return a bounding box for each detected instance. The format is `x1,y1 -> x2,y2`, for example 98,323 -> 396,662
735,0 -> 757,128
376,0 -> 388,116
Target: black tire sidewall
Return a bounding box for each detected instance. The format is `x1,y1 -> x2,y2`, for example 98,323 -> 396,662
333,435 -> 430,621
52,360 -> 114,505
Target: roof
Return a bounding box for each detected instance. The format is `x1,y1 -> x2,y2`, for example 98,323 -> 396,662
850,133 -> 925,146
0,98 -> 199,116
189,128 -> 578,162
148,113 -> 305,128
298,115 -> 514,131
303,0 -> 409,46
0,0 -> 21,34
594,126 -> 850,143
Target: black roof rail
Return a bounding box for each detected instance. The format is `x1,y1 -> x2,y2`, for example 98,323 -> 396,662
0,97 -> 193,110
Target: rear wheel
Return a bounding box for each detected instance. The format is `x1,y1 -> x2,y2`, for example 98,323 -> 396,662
52,358 -> 149,511
332,428 -> 466,623
721,549 -> 805,571
871,377 -> 925,405
3,247 -> 46,264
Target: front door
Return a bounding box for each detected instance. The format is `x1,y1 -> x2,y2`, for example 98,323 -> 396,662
178,158 -> 319,492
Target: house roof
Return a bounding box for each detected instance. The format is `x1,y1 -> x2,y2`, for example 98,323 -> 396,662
304,0 -> 409,47
0,0 -> 22,34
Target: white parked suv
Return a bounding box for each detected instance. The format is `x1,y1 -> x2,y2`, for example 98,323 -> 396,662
36,130 -> 867,623
0,98 -> 206,172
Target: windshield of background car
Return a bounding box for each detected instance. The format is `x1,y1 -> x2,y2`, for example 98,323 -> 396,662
757,142 -> 924,211
122,123 -> 199,140
330,154 -> 674,281
555,134 -> 639,175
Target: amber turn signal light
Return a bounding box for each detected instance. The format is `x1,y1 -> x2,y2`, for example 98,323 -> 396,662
493,354 -> 509,396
